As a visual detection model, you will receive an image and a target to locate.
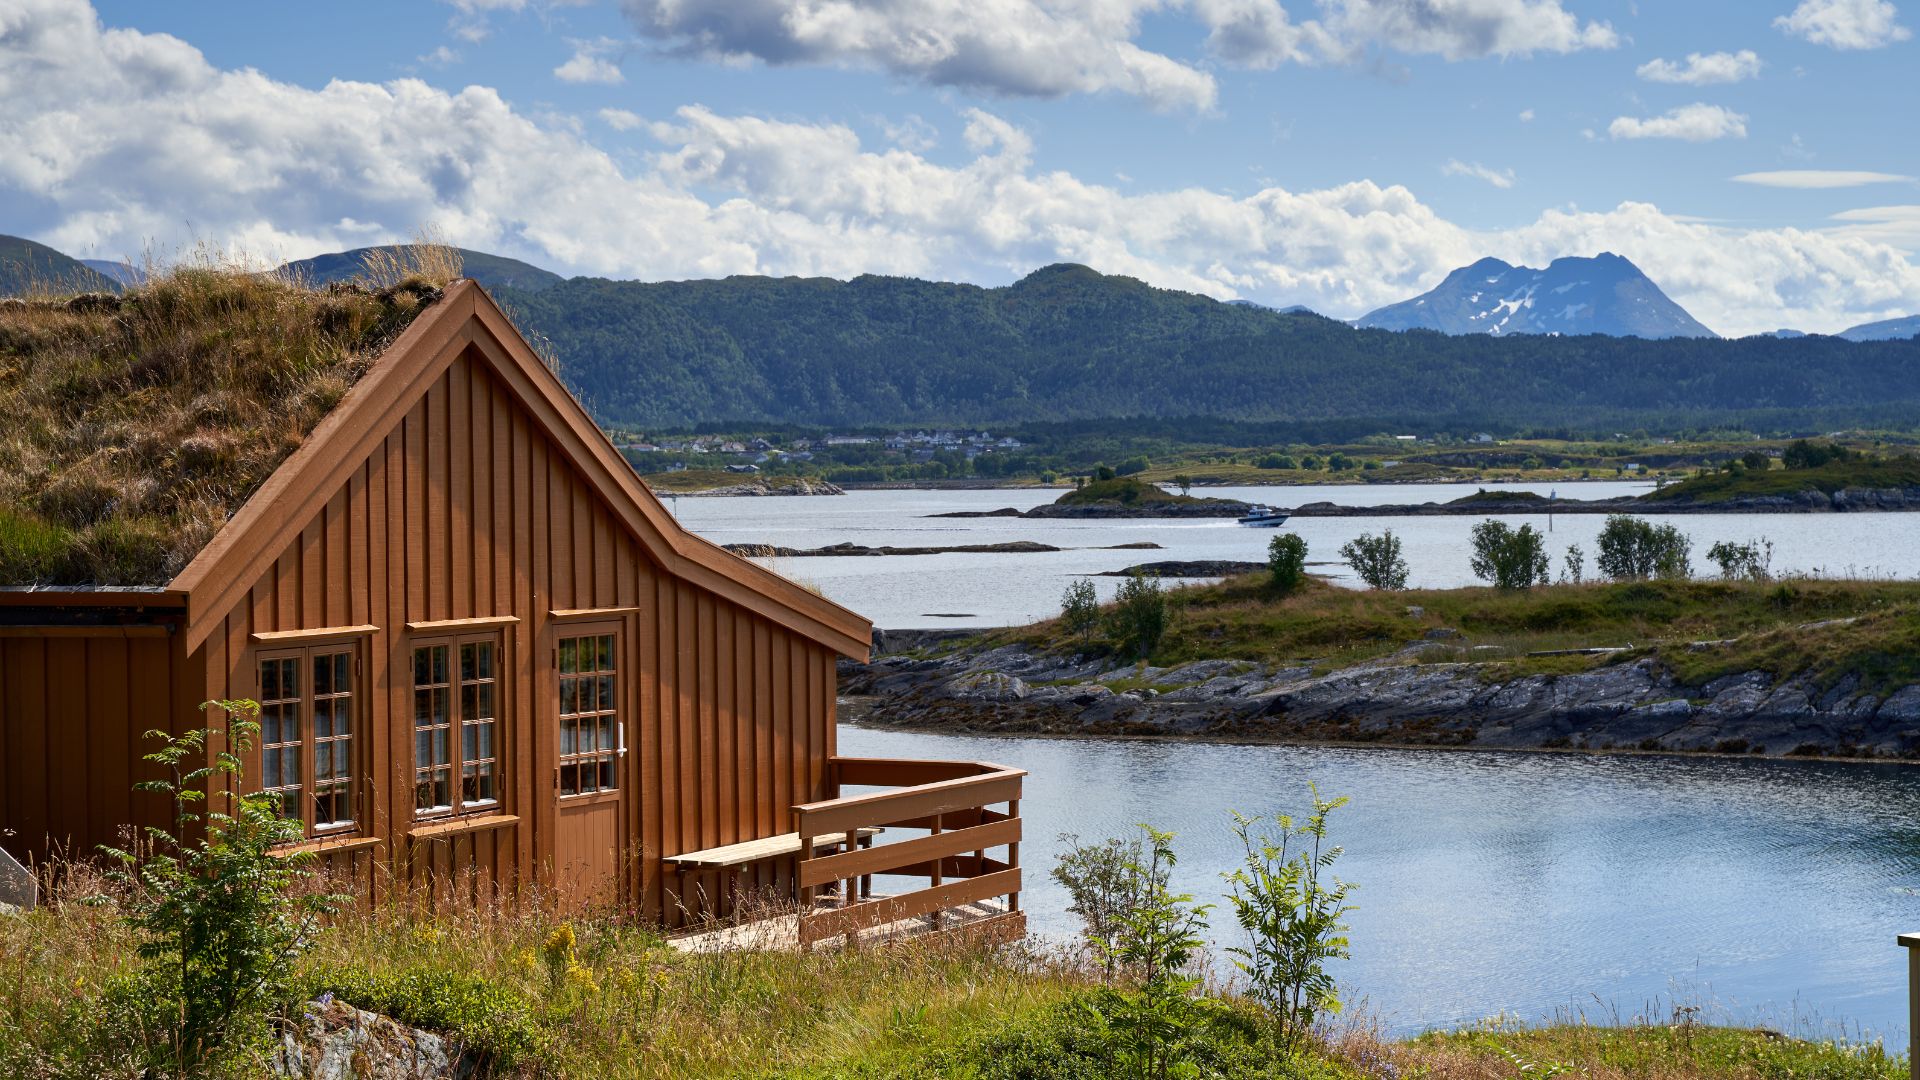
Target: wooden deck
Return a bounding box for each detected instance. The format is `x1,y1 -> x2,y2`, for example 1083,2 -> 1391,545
664,756 -> 1027,952
669,896 -> 1024,953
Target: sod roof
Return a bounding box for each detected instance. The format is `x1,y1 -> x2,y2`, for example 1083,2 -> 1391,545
0,259 -> 455,586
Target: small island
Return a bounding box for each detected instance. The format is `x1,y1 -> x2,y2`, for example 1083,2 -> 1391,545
933,475 -> 1249,518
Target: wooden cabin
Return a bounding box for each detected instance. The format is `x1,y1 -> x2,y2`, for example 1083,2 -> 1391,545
0,279 -> 1022,940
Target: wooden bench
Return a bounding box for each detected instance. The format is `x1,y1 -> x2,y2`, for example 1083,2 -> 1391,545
665,828 -> 882,918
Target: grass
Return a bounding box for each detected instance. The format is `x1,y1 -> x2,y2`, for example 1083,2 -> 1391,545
0,246 -> 460,586
1645,457 -> 1920,504
0,865 -> 1902,1079
1000,574 -> 1920,690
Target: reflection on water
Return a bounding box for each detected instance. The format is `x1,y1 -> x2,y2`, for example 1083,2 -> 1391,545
675,484 -> 1920,628
841,724 -> 1920,1040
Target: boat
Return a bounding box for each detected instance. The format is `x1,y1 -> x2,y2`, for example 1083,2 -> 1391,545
1237,505 -> 1290,527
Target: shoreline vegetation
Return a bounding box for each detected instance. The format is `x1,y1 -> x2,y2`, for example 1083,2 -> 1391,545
6,858 -> 1901,1078
844,572 -> 1920,761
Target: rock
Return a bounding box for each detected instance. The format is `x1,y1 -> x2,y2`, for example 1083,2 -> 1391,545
1097,560 -> 1265,578
272,1000 -> 477,1080
1405,606 -> 1425,618
1422,627 -> 1463,641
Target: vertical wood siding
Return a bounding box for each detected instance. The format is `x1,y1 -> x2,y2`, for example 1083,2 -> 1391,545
176,346 -> 838,922
0,633 -> 178,866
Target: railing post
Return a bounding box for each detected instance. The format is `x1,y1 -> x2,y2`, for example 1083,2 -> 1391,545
930,813 -> 943,930
1903,935 -> 1920,1080
798,828 -> 816,952
1007,797 -> 1022,915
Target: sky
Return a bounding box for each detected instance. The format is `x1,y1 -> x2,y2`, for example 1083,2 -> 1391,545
2,0 -> 1918,336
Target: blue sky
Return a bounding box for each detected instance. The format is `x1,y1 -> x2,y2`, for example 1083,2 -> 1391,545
6,0 -> 1918,333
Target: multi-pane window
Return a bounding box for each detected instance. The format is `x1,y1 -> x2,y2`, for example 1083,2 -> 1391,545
256,646 -> 356,835
413,636 -> 501,817
558,633 -> 619,796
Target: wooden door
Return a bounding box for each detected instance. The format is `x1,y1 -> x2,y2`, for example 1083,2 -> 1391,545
551,624 -> 625,905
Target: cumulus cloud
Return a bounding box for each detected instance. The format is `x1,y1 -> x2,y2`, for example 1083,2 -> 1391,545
598,107 -> 646,130
1443,159 -> 1516,188
5,0 -> 1919,337
618,0 -> 1219,112
614,0 -> 1615,110
1774,0 -> 1911,49
1636,49 -> 1762,84
555,37 -> 626,84
1733,170 -> 1915,188
1609,103 -> 1748,142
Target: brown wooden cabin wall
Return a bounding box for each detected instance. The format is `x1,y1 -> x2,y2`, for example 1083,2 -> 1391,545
190,345 -> 836,922
0,630 -> 181,868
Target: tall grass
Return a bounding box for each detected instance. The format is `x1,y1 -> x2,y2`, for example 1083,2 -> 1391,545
0,245 -> 461,585
0,858 -> 1904,1078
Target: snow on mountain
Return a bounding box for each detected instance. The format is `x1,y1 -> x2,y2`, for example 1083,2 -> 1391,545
1355,253 -> 1718,340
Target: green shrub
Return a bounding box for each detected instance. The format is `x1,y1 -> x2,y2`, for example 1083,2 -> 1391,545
1116,456 -> 1150,477
1596,515 -> 1691,580
1468,520 -> 1551,590
1224,788 -> 1355,1051
1340,530 -> 1408,590
1268,533 -> 1308,595
1707,538 -> 1773,581
1107,572 -> 1168,659
302,966 -> 543,1068
1060,578 -> 1102,642
101,701 -> 347,1074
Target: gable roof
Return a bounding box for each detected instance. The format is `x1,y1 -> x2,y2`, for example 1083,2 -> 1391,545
170,279 -> 872,658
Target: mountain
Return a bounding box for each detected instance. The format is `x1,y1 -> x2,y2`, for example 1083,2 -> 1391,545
1356,253 -> 1717,339
0,234 -> 120,296
1839,315 -> 1920,342
488,261 -> 1920,430
1764,328 -> 1808,339
279,245 -> 563,294
81,258 -> 147,288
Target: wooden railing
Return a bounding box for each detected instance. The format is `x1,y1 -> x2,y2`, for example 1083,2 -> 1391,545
792,756 -> 1025,948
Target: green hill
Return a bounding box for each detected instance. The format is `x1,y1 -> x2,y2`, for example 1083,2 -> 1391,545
280,245 -> 563,294
0,234 -> 120,296
493,262 -> 1920,430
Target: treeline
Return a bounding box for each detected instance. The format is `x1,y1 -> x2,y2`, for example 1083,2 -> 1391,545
494,262 -> 1920,430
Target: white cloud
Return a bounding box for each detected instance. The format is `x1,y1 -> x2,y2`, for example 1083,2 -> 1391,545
598,107 -> 646,130
1829,205 -> 1920,247
619,0 -> 1220,112
1519,108 -> 1536,121
1609,103 -> 1748,142
1733,170 -> 1915,188
1636,49 -> 1762,84
614,0 -> 1615,110
1303,0 -> 1619,61
555,37 -> 626,84
1774,0 -> 1911,49
1443,159 -> 1516,188
4,0 -> 1918,337
417,45 -> 461,68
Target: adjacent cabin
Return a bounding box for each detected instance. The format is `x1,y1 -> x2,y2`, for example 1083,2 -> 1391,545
0,277 -> 1022,941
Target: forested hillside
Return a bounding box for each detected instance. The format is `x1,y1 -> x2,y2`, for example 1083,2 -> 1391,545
496,263 -> 1920,430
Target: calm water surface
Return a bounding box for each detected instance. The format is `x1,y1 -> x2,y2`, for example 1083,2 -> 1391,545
673,483 -> 1920,628
842,724 -> 1920,1042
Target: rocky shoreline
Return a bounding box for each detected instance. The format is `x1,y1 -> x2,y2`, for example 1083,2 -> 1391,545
842,633 -> 1920,760
1289,486 -> 1920,516
931,501 -> 1249,519
669,477 -> 846,497
725,540 -> 1162,558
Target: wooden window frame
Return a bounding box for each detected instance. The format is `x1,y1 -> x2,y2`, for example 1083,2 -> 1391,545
255,641 -> 363,840
555,622 -> 623,802
411,632 -> 506,821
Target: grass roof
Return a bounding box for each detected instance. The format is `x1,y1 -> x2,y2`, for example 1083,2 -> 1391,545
0,248 -> 461,587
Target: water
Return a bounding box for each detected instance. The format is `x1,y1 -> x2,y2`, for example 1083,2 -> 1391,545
673,483 -> 1920,628
841,724 -> 1920,1043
